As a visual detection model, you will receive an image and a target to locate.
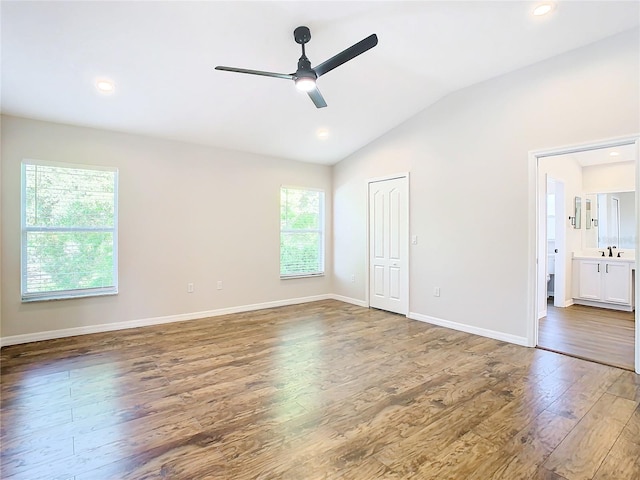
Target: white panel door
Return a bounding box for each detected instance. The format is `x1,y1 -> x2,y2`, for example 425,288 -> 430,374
369,177 -> 408,315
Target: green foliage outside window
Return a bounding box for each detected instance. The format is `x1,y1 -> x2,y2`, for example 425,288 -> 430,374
22,162 -> 118,299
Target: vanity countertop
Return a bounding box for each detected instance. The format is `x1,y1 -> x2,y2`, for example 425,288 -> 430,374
572,254 -> 636,264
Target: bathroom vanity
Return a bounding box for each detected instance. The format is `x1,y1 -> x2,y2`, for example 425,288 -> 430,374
572,254 -> 636,311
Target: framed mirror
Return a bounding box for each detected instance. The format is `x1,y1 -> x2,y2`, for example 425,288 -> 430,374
583,191 -> 636,249
597,191 -> 635,248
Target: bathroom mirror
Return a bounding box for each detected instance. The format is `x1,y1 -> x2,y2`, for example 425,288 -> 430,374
584,191 -> 636,249
574,196 -> 582,229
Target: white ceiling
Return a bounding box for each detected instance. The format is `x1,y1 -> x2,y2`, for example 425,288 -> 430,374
565,143 -> 637,167
2,1 -> 639,165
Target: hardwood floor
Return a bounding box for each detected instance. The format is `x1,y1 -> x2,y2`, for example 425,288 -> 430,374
539,301 -> 635,370
1,299 -> 639,479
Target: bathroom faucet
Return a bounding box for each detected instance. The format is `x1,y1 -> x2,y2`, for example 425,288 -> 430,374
607,246 -> 613,257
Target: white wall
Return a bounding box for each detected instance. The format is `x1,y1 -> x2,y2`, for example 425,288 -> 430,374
333,29 -> 639,341
1,115 -> 333,339
583,161 -> 635,192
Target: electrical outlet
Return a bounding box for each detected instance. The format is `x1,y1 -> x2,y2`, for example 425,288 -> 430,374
187,283 -> 194,293
351,274 -> 355,283
434,287 -> 440,297
411,235 -> 418,245
217,280 -> 223,290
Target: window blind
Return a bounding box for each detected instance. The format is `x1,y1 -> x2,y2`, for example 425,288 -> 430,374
280,187 -> 325,278
21,160 -> 118,301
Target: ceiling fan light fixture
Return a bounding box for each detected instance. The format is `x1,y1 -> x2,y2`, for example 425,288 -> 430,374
295,76 -> 316,92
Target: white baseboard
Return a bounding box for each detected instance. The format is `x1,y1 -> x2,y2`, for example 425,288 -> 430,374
408,311 -> 529,347
0,294 -> 333,347
1,295 -> 530,350
328,294 -> 368,307
572,298 -> 633,312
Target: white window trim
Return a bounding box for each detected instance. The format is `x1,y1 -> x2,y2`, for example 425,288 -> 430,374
21,159 -> 119,302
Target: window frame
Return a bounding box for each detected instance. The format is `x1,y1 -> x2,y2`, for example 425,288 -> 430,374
21,159 -> 119,302
280,186 -> 325,279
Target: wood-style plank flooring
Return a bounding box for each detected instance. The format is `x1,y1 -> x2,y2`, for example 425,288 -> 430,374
539,302 -> 635,370
1,300 -> 639,479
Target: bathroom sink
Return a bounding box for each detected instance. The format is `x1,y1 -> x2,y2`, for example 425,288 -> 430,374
572,254 -> 635,262
573,250 -> 636,263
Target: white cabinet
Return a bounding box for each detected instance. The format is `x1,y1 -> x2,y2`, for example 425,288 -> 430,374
603,261 -> 631,304
577,260 -> 602,300
572,258 -> 633,311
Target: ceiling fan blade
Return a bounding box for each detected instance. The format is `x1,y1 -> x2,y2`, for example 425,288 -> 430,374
215,66 -> 294,80
313,34 -> 378,78
307,87 -> 327,108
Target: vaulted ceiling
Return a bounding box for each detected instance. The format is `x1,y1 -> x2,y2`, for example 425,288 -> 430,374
2,1 -> 638,164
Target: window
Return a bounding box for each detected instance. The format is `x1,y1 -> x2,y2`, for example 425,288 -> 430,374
280,187 -> 324,278
21,160 -> 118,301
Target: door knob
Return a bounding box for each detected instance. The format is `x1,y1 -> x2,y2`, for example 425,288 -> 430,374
554,249 -> 558,253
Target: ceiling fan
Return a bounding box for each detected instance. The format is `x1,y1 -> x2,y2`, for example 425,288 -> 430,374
215,26 -> 378,108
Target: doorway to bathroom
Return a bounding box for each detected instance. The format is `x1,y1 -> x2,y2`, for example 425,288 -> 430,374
530,136 -> 639,372
539,302 -> 635,369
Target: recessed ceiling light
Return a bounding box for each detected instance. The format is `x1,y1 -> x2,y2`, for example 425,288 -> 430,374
609,151 -> 620,156
317,128 -> 329,139
96,79 -> 115,93
533,3 -> 554,16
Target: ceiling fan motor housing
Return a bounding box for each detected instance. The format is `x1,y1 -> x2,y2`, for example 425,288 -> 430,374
296,57 -> 315,77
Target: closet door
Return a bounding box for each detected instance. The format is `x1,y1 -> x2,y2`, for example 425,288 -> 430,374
369,176 -> 408,315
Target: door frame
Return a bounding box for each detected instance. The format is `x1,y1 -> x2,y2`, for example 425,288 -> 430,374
366,172 -> 410,315
527,135 -> 640,373
610,195 -> 621,247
